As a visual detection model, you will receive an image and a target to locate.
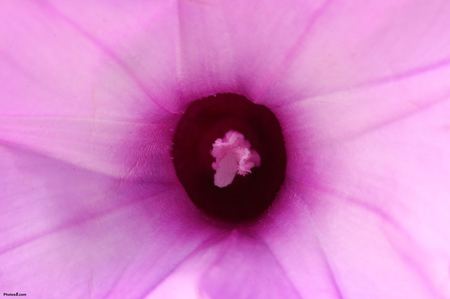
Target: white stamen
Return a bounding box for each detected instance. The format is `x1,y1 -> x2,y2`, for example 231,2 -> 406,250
211,130 -> 261,188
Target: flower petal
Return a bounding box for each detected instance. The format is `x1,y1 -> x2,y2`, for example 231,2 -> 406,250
301,97 -> 450,298
262,42 -> 450,299
274,0 -> 450,99
156,0 -> 330,102
0,143 -> 219,298
197,232 -> 300,299
0,1 -> 178,179
257,192 -> 347,299
30,0 -> 186,111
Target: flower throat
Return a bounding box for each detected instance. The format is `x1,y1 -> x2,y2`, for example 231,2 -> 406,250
172,93 -> 287,223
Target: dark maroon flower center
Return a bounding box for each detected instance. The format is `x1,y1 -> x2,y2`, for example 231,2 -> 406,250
172,93 -> 287,223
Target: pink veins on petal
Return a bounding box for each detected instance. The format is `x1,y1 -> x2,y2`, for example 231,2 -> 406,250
211,130 -> 261,188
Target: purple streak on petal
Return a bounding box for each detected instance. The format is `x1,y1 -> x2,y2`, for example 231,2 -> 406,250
343,92 -> 450,141
137,232 -> 230,299
0,50 -> 37,84
36,0 -> 177,114
0,141 -> 172,256
0,111 -> 178,181
307,181 -> 409,240
199,231 -> 302,299
384,233 -> 445,299
260,0 -> 334,96
273,1 -> 450,104
101,252 -> 137,299
0,141 -> 220,297
257,186 -> 348,299
320,56 -> 450,101
355,56 -> 450,90
309,183 -> 441,298
317,250 -> 345,299
0,125 -> 170,182
295,200 -> 345,299
283,0 -> 333,61
0,189 -> 170,256
278,55 -> 450,108
277,0 -> 334,73
261,185 -> 377,298
251,235 -> 304,299
277,62 -> 450,148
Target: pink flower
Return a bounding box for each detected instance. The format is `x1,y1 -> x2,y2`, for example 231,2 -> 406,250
1,1 -> 450,298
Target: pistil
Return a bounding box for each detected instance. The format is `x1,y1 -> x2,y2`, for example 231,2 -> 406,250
211,130 -> 261,188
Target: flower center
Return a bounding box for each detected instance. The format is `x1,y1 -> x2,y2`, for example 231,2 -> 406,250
211,130 -> 261,188
172,93 -> 286,223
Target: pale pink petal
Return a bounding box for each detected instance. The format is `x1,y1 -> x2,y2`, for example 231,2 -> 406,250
274,0 -> 450,100
33,0 -> 185,111
0,1 -> 178,179
257,192 -> 349,299
298,97 -> 450,298
258,29 -> 450,299
2,0 -> 450,298
197,232 -> 300,299
35,0 -> 331,108
0,144 -> 219,298
164,0 -> 330,103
